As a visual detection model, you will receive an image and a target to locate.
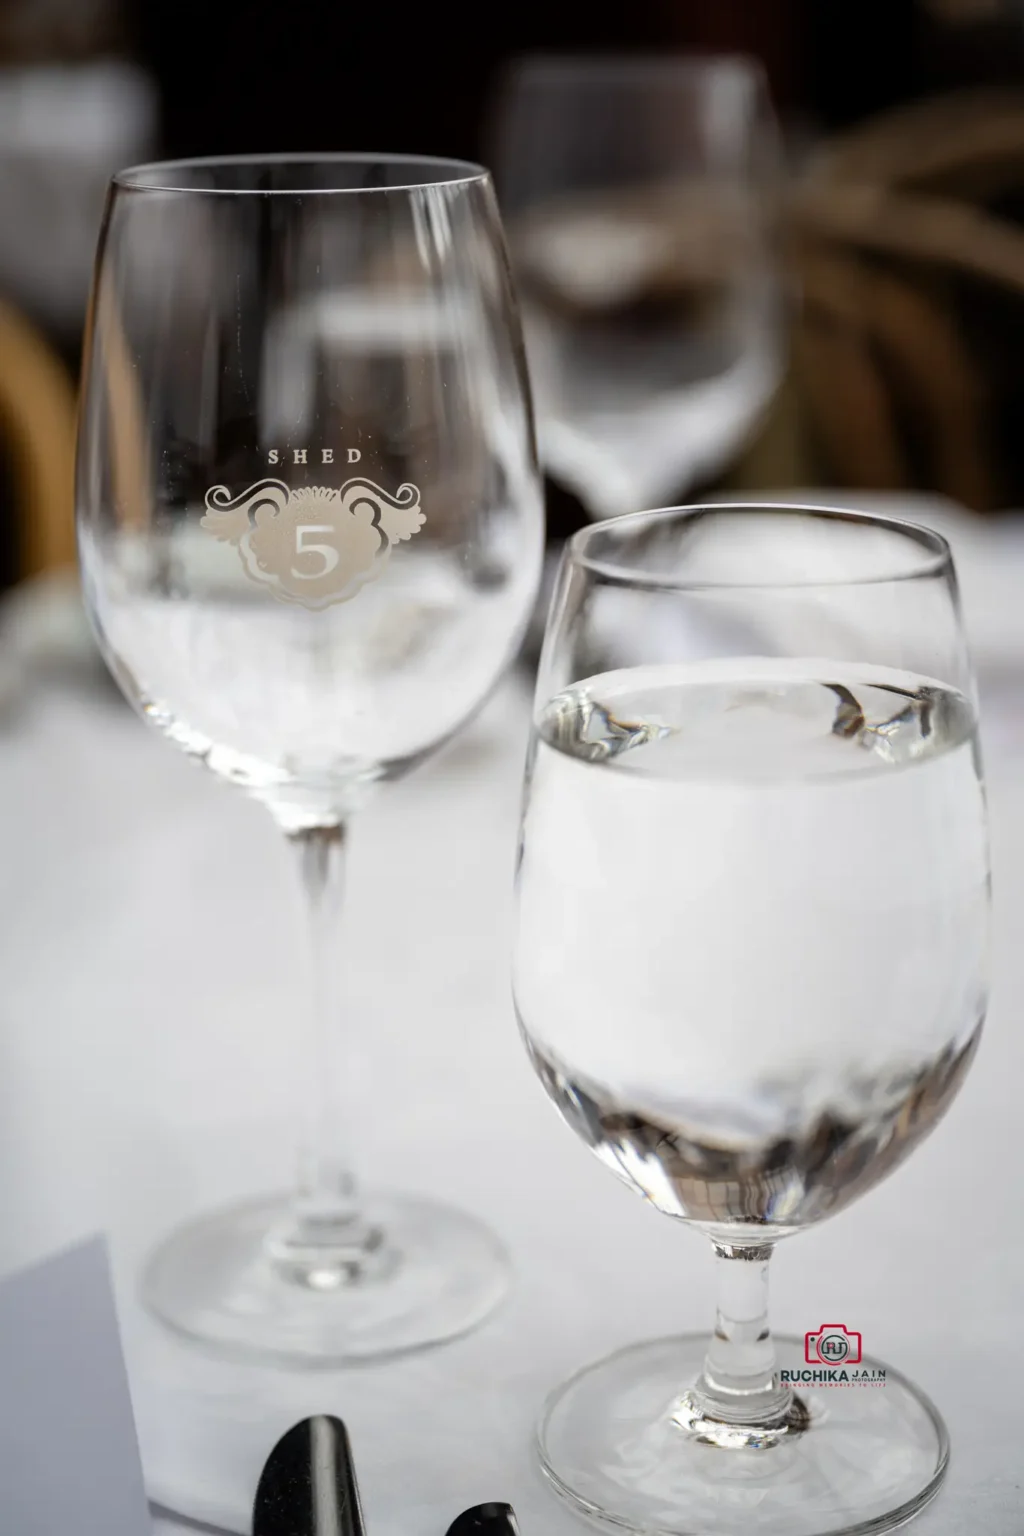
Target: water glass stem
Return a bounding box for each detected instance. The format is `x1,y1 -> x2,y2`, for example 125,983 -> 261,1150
673,1242 -> 806,1445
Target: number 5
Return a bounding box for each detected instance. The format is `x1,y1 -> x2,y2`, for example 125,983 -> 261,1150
292,524 -> 339,579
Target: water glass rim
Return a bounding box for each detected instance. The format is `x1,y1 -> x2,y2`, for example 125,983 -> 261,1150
566,503 -> 954,592
111,151 -> 491,196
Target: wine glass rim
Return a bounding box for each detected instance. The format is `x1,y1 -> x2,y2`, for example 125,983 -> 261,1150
567,503 -> 954,591
111,152 -> 491,196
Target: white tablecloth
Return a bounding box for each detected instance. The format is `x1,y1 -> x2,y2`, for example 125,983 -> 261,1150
0,509 -> 1022,1534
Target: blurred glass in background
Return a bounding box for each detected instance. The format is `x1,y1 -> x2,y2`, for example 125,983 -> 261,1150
493,57 -> 785,520
0,0 -> 154,605
0,0 -> 154,342
0,59 -> 153,337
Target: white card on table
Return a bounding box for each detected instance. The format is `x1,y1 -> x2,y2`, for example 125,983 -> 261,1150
0,1235 -> 150,1535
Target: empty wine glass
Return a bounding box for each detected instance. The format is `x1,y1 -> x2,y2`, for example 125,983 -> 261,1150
77,154 -> 543,1363
513,505 -> 988,1534
493,58 -> 785,519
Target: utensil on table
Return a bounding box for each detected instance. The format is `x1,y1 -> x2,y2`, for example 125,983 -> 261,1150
252,1414 -> 519,1536
444,1505 -> 519,1535
253,1416 -> 365,1536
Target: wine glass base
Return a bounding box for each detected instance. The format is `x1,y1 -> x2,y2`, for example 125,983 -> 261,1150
539,1335 -> 948,1536
141,1191 -> 509,1364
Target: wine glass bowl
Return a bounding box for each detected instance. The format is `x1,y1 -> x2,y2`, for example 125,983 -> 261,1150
77,154 -> 543,1361
513,505 -> 988,1533
81,155 -> 540,830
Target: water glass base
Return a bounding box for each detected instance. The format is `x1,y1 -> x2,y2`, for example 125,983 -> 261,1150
539,1334 -> 948,1536
142,1191 -> 509,1364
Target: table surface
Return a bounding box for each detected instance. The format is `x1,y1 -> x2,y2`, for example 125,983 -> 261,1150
0,504 -> 1022,1535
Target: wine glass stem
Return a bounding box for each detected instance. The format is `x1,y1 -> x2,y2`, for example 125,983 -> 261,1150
266,822 -> 384,1285
292,822 -> 357,1218
673,1242 -> 799,1438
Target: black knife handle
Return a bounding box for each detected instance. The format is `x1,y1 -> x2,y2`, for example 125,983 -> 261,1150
252,1415 -> 366,1536
444,1503 -> 519,1536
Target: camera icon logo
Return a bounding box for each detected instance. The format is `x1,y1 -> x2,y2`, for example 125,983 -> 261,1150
805,1324 -> 862,1366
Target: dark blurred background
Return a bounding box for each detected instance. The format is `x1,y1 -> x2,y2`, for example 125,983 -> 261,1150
133,0 -> 1024,152
3,0 -> 1024,592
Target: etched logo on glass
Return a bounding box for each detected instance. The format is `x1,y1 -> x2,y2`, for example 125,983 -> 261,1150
200,476 -> 425,608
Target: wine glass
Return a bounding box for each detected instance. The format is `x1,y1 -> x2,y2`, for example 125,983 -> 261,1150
77,154 -> 543,1363
513,505 -> 988,1534
492,58 -> 785,520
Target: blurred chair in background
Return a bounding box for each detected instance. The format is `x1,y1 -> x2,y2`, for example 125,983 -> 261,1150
793,89 -> 1024,511
0,296 -> 77,577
